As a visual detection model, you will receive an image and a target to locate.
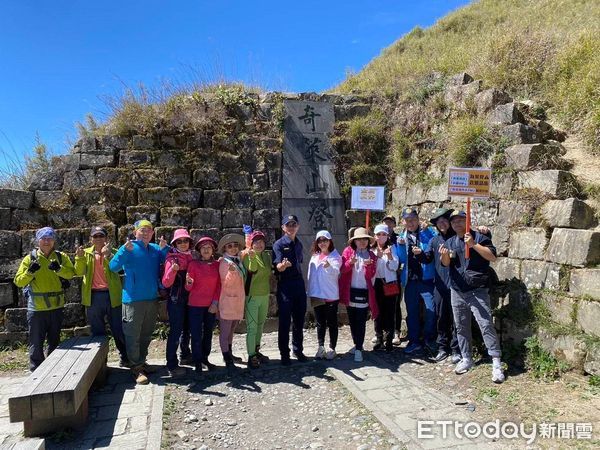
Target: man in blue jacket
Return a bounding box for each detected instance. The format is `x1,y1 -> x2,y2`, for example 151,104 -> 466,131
396,207 -> 437,355
109,220 -> 169,384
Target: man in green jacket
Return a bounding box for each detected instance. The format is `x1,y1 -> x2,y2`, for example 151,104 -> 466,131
74,226 -> 128,367
14,227 -> 75,371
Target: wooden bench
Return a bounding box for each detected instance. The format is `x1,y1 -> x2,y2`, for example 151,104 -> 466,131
8,335 -> 109,437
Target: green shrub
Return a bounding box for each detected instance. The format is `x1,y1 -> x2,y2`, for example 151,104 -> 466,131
524,336 -> 570,380
447,116 -> 494,166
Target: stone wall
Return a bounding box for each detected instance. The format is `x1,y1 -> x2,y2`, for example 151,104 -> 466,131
0,92 -> 373,342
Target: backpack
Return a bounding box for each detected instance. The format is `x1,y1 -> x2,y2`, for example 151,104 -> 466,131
30,248 -> 71,290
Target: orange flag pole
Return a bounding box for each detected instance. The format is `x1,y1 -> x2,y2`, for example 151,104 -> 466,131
465,197 -> 471,259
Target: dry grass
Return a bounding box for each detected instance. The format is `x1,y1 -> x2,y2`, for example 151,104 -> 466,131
335,0 -> 600,152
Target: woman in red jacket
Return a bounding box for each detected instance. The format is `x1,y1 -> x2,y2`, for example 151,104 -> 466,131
339,227 -> 378,363
185,236 -> 221,376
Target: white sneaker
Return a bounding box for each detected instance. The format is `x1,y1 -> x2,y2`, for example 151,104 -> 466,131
371,336 -> 378,344
392,333 -> 401,346
354,349 -> 363,362
348,346 -> 356,355
451,353 -> 462,364
325,348 -> 336,360
492,359 -> 505,384
315,346 -> 326,359
454,358 -> 473,374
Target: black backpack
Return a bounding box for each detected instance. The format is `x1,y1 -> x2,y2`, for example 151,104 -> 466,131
30,249 -> 71,291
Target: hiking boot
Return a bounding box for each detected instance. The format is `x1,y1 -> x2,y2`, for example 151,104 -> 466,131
403,342 -> 423,355
255,346 -> 270,363
280,355 -> 291,366
194,364 -> 203,379
425,341 -> 438,355
354,349 -> 363,362
455,358 -> 474,375
229,345 -> 242,363
119,358 -> 130,368
325,348 -> 337,360
201,360 -> 217,371
133,369 -> 149,385
179,355 -> 194,366
169,366 -> 186,378
142,363 -> 158,374
223,352 -> 237,377
294,351 -> 308,362
315,346 -> 326,359
434,350 -> 449,363
248,355 -> 260,370
372,341 -> 384,351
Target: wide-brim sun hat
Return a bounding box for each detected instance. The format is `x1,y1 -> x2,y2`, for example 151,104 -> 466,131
348,227 -> 375,245
195,236 -> 217,251
430,208 -> 454,225
217,233 -> 245,252
171,228 -> 192,245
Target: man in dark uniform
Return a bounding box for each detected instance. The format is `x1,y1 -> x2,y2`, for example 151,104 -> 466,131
273,214 -> 307,365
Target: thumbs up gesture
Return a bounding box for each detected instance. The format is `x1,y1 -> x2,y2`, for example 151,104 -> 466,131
125,237 -> 134,252
186,273 -> 194,285
75,245 -> 84,258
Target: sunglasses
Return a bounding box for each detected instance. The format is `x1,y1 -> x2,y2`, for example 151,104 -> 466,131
225,242 -> 240,248
174,239 -> 191,245
91,234 -> 106,239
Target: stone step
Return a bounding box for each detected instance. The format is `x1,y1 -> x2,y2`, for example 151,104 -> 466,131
503,143 -> 566,170
517,169 -> 578,198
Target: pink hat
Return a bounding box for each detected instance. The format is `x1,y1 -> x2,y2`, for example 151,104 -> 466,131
250,230 -> 266,242
170,228 -> 192,245
195,236 -> 217,251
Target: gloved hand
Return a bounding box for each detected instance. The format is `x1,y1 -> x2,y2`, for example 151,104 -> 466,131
28,261 -> 41,274
48,260 -> 61,272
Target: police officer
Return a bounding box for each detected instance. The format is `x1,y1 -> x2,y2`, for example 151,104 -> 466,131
14,227 -> 75,371
272,214 -> 307,365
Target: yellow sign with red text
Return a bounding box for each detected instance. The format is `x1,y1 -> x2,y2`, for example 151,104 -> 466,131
447,167 -> 491,199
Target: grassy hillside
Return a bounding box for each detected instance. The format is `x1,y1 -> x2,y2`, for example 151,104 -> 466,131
336,0 -> 600,151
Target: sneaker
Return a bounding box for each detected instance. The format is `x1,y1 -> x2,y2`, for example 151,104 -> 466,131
315,346 -> 326,359
248,355 -> 260,370
403,342 -> 423,355
371,336 -> 379,344
392,333 -> 401,346
425,341 -> 438,355
325,348 -> 336,360
169,366 -> 186,378
454,358 -> 474,375
451,353 -> 462,364
434,350 -> 449,363
348,346 -> 356,355
294,351 -> 308,362
194,365 -> 203,379
134,370 -> 149,385
492,359 -> 505,384
354,350 -> 363,362
281,356 -> 291,366
119,358 -> 130,368
255,349 -> 270,363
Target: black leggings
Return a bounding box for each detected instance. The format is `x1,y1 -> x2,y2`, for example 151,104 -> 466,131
314,300 -> 339,349
347,306 -> 368,351
374,278 -> 397,346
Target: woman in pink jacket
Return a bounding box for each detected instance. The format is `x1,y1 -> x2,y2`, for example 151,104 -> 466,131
339,227 -> 378,363
162,229 -> 194,378
217,233 -> 247,376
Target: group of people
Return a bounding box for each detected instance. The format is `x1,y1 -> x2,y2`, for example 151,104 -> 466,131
13,206 -> 505,386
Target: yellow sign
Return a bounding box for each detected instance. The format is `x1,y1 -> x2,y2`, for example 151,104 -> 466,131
448,167 -> 491,198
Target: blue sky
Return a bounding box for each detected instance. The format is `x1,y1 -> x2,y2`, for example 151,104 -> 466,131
0,0 -> 470,167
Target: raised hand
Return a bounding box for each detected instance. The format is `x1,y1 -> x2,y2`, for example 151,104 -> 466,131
48,260 -> 61,272
228,262 -> 237,272
323,258 -> 331,268
349,255 -> 358,266
125,237 -> 134,252
158,235 -> 168,249
28,261 -> 41,274
464,233 -> 474,248
186,273 -> 194,285
247,248 -> 256,258
101,242 -> 111,258
438,244 -> 449,256
75,245 -> 84,258
412,246 -> 423,255
170,262 -> 180,273
383,247 -> 392,260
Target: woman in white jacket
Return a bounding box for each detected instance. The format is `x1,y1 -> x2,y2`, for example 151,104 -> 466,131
307,230 -> 342,360
372,223 -> 400,352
